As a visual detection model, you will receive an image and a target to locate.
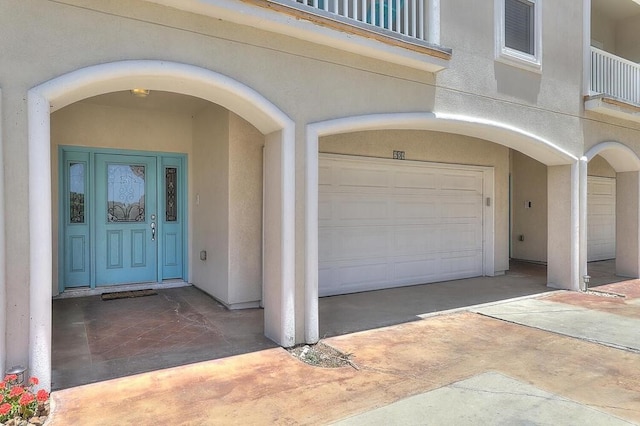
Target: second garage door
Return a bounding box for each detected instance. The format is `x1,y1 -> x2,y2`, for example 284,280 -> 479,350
319,154 -> 489,297
587,176 -> 616,262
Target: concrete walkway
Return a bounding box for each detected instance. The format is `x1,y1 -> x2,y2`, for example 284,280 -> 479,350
333,372 -> 635,425
474,298 -> 640,352
49,279 -> 640,425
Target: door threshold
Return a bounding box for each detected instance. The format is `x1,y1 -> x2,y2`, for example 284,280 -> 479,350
54,280 -> 191,299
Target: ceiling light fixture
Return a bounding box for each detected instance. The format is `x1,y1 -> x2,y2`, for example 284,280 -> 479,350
130,88 -> 150,98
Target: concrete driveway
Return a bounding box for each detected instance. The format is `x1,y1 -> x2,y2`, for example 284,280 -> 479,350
49,278 -> 640,425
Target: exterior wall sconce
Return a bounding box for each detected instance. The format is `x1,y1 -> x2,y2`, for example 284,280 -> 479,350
582,275 -> 591,292
5,365 -> 26,385
130,88 -> 150,98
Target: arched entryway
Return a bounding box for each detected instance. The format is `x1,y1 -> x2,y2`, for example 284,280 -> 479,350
304,112 -> 579,343
584,142 -> 640,281
28,60 -> 295,389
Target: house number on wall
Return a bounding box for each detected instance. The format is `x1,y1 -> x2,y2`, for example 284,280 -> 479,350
393,150 -> 405,160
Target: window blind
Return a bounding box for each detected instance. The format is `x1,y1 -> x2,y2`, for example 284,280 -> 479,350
505,0 -> 534,55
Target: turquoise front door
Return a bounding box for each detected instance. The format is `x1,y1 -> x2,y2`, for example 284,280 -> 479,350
95,154 -> 158,285
60,148 -> 187,290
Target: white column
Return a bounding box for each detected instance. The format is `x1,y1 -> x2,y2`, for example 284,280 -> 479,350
263,129 -> 296,347
547,163 -> 580,290
579,157 -> 588,290
615,171 -> 640,278
305,127 -> 319,344
28,92 -> 53,390
0,89 -> 5,375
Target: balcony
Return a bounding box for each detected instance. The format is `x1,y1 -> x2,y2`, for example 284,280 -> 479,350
291,0 -> 432,42
586,47 -> 640,121
143,0 -> 450,72
586,0 -> 640,122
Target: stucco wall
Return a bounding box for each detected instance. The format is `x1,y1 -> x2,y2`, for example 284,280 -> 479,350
588,155 -> 616,178
591,8 -> 640,61
228,113 -> 263,305
616,15 -> 640,62
50,101 -> 195,293
320,130 -> 510,273
438,0 -> 585,138
591,11 -> 616,52
510,151 -> 548,263
192,108 -> 263,307
192,105 -> 230,303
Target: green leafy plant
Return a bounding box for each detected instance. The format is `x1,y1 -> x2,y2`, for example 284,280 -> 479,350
0,375 -> 49,423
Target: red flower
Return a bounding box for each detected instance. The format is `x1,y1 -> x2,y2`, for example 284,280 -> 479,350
36,389 -> 49,403
0,403 -> 11,415
0,381 -> 5,389
19,392 -> 34,406
28,377 -> 39,386
9,386 -> 24,397
0,394 -> 3,403
3,374 -> 17,383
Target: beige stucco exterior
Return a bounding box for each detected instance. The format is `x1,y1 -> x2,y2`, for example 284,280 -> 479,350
1,0 -> 640,388
192,106 -> 264,307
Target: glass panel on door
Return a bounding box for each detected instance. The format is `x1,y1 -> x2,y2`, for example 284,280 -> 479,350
107,164 -> 146,222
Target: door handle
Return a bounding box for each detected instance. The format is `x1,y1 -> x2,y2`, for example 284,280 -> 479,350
150,221 -> 156,241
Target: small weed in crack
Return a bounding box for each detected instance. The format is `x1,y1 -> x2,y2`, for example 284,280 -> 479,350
288,342 -> 358,369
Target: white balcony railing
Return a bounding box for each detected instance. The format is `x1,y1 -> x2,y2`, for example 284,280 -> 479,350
591,46 -> 640,106
295,0 -> 428,42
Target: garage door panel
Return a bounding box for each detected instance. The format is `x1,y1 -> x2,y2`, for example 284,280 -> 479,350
394,200 -> 439,221
318,199 -> 333,222
440,199 -> 483,219
331,228 -> 389,260
440,225 -> 481,250
394,170 -> 438,190
393,226 -> 437,254
337,198 -> 389,222
392,257 -> 440,281
441,252 -> 483,275
587,176 -> 615,262
319,154 -> 487,296
328,261 -> 391,289
319,165 -> 332,186
318,229 -> 334,259
590,182 -> 615,195
589,203 -> 614,216
441,173 -> 482,191
339,166 -> 389,189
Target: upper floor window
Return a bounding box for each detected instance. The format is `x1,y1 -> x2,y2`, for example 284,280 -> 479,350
496,0 -> 542,71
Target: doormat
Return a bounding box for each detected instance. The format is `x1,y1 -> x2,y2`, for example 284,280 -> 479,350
101,289 -> 158,301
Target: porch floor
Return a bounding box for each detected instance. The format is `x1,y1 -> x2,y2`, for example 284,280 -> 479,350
52,259 -> 620,390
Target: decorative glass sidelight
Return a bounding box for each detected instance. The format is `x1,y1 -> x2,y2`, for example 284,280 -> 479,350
166,167 -> 178,222
69,162 -> 85,223
106,164 -> 146,222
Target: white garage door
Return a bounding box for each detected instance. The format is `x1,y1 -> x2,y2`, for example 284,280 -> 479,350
319,154 -> 487,297
587,176 -> 616,262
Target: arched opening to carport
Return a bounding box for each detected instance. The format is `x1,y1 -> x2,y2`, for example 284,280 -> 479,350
584,142 -> 640,284
304,113 -> 580,343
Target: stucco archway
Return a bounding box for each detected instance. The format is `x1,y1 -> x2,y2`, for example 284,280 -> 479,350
582,142 -> 640,281
28,60 -> 295,389
304,112 -> 579,342
585,141 -> 640,172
